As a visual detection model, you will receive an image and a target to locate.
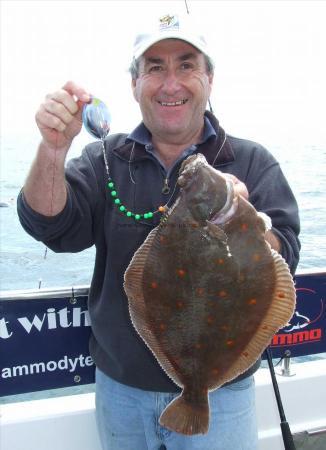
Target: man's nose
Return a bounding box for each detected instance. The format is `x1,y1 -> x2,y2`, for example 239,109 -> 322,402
161,70 -> 181,94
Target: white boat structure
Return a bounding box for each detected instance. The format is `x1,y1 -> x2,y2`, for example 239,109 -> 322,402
1,269 -> 325,450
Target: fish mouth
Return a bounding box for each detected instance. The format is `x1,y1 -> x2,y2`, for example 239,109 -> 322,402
178,154 -> 207,188
157,99 -> 188,107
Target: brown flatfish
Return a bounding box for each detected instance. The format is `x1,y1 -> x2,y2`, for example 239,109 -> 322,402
124,153 -> 295,435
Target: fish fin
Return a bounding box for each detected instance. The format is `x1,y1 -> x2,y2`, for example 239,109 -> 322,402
210,250 -> 296,389
159,389 -> 209,435
124,226 -> 183,387
124,226 -> 158,303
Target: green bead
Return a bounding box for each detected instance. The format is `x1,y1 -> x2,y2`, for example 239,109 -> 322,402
119,205 -> 126,212
143,213 -> 148,219
147,212 -> 153,218
126,211 -> 132,217
108,182 -> 114,189
111,190 -> 117,197
114,198 -> 121,205
135,214 -> 141,220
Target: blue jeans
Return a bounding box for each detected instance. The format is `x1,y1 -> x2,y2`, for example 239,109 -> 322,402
95,368 -> 258,450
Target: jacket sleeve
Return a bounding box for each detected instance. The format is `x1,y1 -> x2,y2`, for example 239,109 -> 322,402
243,145 -> 301,274
17,142 -> 104,253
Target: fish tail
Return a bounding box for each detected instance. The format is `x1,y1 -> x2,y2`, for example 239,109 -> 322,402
159,390 -> 209,435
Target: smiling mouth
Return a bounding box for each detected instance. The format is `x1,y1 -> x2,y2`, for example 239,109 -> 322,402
158,99 -> 188,106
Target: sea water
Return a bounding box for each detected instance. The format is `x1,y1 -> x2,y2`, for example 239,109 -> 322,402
1,134 -> 325,291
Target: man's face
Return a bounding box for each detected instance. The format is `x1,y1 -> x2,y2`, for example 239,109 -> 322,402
132,39 -> 213,144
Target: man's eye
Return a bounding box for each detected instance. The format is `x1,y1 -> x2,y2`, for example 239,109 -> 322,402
180,62 -> 194,71
149,65 -> 163,73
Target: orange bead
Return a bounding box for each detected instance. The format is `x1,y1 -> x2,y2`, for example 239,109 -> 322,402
158,206 -> 166,213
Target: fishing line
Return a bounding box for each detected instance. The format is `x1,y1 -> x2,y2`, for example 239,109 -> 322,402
128,142 -> 136,184
184,0 -> 214,114
40,133 -> 59,287
211,129 -> 227,167
49,134 -> 59,218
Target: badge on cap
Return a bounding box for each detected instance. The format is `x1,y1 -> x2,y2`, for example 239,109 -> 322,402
159,14 -> 179,32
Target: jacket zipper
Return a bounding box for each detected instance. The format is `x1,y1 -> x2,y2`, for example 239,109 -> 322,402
162,177 -> 170,194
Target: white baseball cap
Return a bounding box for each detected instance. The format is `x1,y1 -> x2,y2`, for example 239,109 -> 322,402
132,13 -> 212,61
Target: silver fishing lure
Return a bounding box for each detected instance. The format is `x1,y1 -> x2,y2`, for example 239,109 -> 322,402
82,97 -> 111,140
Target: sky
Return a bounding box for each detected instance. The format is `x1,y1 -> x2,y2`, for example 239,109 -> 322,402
1,0 -> 326,151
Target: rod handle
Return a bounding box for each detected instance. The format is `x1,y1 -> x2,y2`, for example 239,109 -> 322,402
281,421 -> 296,450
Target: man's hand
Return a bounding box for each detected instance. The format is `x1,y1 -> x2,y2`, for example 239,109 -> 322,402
23,81 -> 90,216
35,80 -> 90,153
223,173 -> 281,252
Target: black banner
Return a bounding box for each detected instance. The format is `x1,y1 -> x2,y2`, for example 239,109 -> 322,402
0,294 -> 93,397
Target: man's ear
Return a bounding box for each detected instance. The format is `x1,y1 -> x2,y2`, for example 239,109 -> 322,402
208,72 -> 214,94
131,78 -> 139,102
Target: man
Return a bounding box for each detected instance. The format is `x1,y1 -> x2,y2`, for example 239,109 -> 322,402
17,12 -> 300,450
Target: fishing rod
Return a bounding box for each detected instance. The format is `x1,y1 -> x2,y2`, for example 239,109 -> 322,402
265,347 -> 296,450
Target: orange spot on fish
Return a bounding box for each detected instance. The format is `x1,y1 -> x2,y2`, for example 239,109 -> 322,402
207,316 -> 214,325
159,323 -> 166,331
177,269 -> 186,278
248,298 -> 257,305
215,258 -> 224,265
212,368 -> 219,375
218,290 -> 227,298
150,282 -> 158,289
252,253 -> 261,262
278,292 -> 286,299
196,287 -> 205,296
176,300 -> 184,309
195,343 -> 202,349
226,339 -> 235,347
242,351 -> 249,357
262,325 -> 268,330
159,236 -> 167,244
221,325 -> 229,331
241,223 -> 249,231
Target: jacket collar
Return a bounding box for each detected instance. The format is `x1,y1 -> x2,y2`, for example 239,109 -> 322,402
111,111 -> 235,167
